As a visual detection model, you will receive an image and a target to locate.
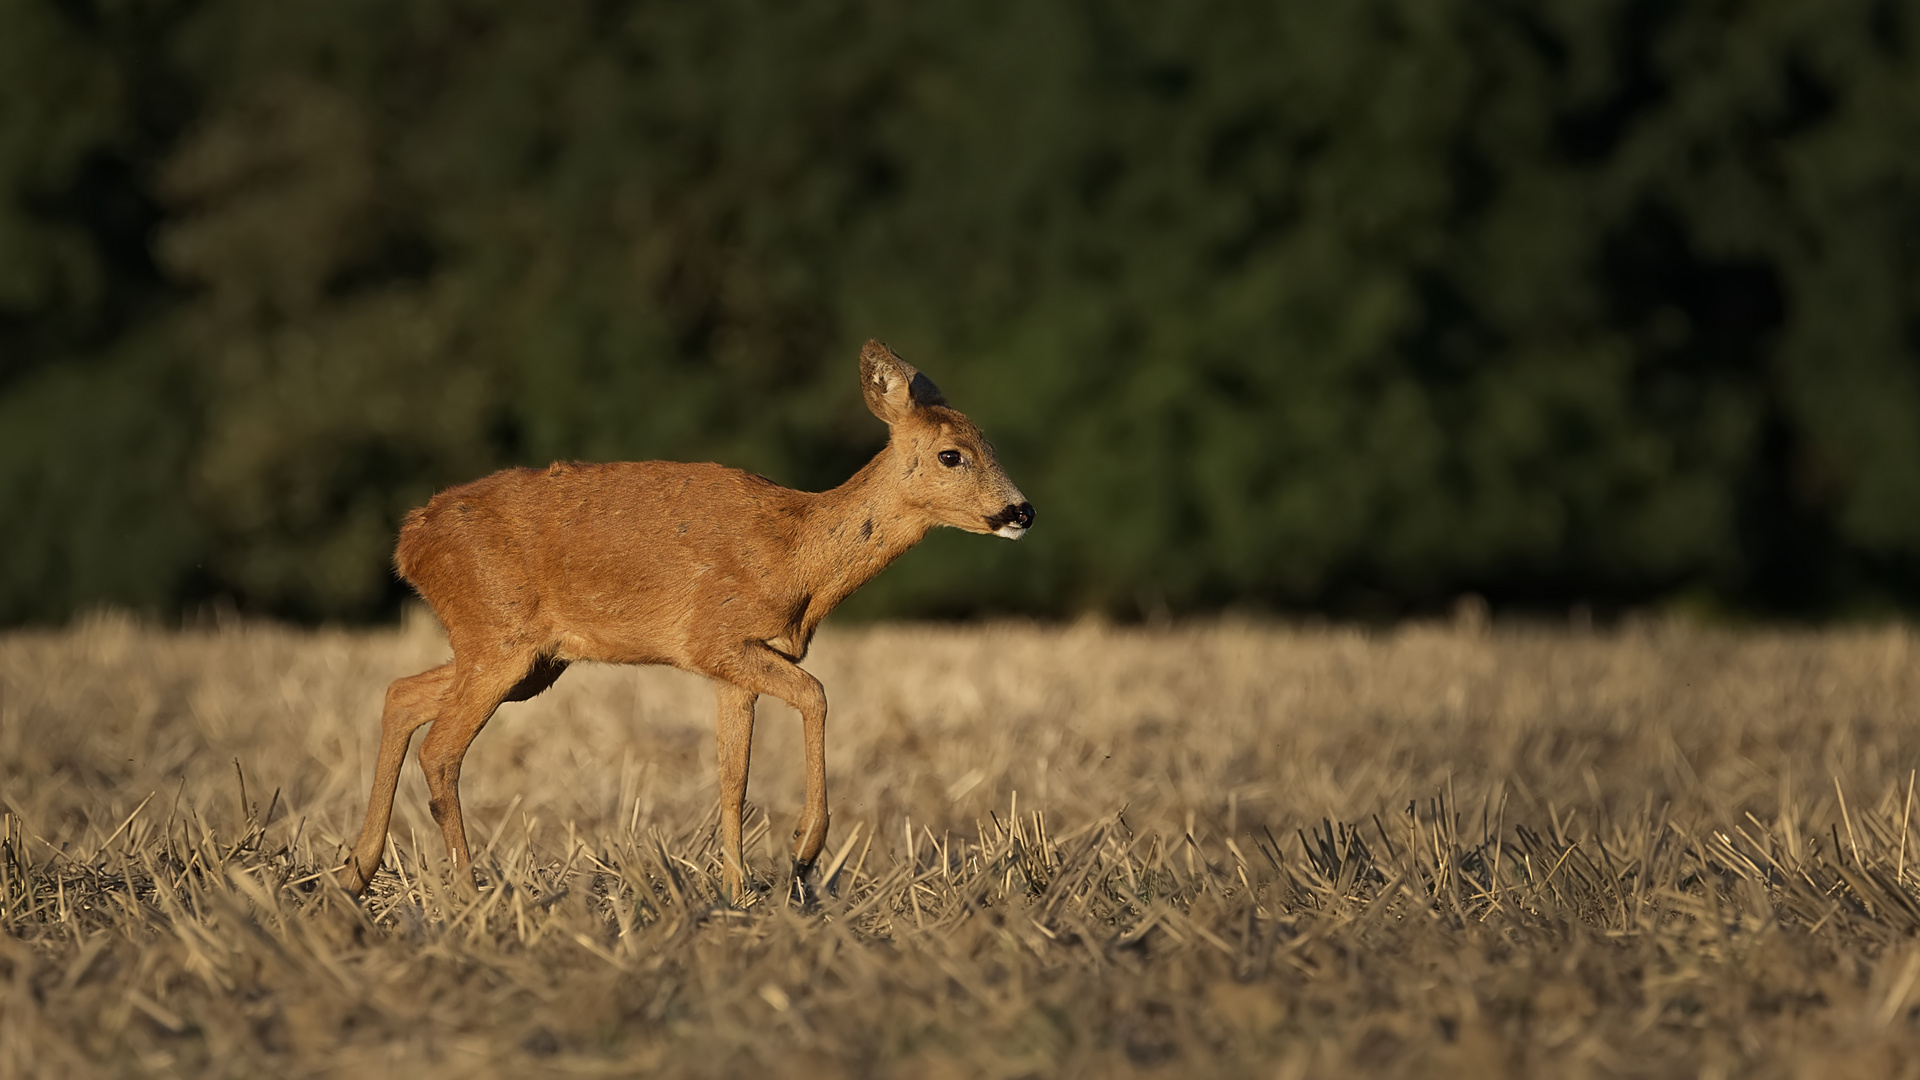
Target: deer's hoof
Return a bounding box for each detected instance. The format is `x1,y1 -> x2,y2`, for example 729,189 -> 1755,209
788,860 -> 819,910
335,861 -> 373,898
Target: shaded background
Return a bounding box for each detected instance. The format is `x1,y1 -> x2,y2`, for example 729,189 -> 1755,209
3,0 -> 1919,625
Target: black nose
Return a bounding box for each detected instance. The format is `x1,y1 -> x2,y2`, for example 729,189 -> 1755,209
1011,502 -> 1035,529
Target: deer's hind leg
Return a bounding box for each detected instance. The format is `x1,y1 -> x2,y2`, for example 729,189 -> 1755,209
416,654 -> 564,884
715,681 -> 758,905
341,662 -> 456,895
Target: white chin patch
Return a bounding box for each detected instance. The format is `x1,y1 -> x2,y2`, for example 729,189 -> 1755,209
994,524 -> 1027,540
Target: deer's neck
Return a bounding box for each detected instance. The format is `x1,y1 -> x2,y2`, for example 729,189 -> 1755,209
794,441 -> 931,624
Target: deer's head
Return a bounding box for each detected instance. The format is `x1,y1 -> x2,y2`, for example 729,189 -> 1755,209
860,340 -> 1034,539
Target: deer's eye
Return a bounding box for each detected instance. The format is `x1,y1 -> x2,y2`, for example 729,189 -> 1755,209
938,450 -> 964,468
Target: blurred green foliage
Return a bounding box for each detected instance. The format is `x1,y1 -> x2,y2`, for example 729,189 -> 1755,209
4,0 -> 1920,623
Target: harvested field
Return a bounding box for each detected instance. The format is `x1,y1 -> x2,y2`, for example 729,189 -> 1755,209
6,613 -> 1920,1077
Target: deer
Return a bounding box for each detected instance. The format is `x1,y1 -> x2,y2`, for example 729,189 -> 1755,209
337,340 -> 1034,904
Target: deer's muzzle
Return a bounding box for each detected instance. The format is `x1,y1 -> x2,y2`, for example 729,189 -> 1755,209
987,501 -> 1035,539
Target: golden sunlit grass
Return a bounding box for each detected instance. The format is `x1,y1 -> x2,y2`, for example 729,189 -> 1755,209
8,613 -> 1920,1077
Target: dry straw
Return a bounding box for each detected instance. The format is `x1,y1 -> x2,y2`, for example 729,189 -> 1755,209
6,612 -> 1920,1077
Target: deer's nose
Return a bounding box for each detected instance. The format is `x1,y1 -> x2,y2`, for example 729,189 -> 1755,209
986,501 -> 1035,537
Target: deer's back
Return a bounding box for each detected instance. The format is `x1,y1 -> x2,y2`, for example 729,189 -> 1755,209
397,461 -> 809,666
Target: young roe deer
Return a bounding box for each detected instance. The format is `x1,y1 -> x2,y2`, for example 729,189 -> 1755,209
338,340 -> 1034,902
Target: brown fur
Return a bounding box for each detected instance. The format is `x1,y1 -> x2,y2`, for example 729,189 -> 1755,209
339,341 -> 1033,901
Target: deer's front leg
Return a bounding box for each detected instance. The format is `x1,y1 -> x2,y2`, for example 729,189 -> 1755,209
714,681 -> 757,906
793,688 -> 830,874
707,644 -> 830,902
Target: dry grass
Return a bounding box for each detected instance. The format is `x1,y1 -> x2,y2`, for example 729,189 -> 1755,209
7,613 -> 1920,1077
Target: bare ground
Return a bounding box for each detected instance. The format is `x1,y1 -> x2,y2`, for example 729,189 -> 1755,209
6,613 -> 1920,1077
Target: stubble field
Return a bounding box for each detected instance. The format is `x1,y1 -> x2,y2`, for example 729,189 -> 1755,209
6,613 -> 1920,1077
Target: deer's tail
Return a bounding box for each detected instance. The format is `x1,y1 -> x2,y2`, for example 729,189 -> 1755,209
393,505 -> 432,584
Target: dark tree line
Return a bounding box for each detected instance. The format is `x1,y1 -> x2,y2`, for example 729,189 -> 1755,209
4,0 -> 1919,623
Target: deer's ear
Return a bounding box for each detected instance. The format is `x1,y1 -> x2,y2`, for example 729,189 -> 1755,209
859,340 -> 945,424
